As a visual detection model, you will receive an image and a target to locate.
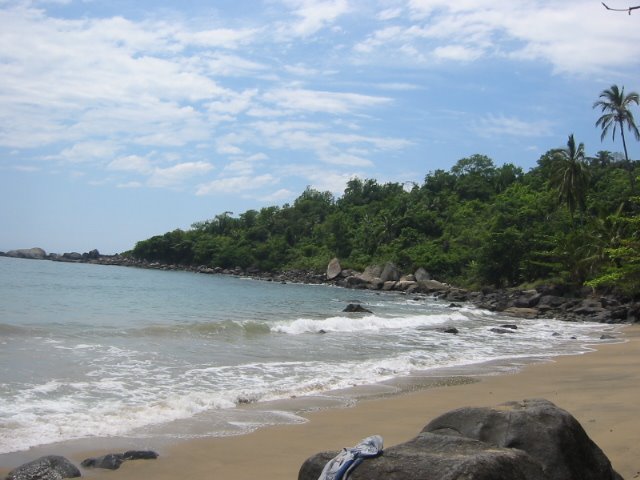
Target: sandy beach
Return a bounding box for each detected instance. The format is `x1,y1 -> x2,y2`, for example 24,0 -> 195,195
3,325 -> 639,480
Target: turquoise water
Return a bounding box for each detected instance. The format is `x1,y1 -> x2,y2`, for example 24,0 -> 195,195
0,256 -> 614,455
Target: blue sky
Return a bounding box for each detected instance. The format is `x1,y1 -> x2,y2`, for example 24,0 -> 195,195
1,0 -> 639,254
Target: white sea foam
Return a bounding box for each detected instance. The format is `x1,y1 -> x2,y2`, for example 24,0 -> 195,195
271,313 -> 465,334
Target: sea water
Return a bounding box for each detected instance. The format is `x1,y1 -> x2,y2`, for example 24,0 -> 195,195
0,256 -> 617,456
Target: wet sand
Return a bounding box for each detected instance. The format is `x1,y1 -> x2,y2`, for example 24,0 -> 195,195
3,325 -> 638,479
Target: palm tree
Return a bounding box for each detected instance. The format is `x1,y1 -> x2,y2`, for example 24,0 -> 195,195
593,84 -> 640,191
550,134 -> 590,222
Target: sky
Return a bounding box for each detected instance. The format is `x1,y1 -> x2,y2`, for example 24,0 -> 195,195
1,0 -> 639,254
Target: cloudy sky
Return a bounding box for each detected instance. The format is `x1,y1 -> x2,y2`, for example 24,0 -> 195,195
1,0 -> 639,254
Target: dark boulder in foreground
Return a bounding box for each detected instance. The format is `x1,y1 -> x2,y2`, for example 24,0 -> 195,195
299,399 -> 622,480
6,455 -> 80,480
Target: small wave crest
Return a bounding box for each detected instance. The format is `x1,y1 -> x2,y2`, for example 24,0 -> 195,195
128,320 -> 272,338
271,313 -> 466,335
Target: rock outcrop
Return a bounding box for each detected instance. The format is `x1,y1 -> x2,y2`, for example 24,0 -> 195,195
5,455 -> 80,480
5,248 -> 47,259
299,399 -> 622,480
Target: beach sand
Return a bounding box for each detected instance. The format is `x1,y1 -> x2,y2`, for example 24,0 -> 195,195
3,325 -> 639,479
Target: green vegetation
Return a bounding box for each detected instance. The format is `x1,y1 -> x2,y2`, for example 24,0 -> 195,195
132,86 -> 640,297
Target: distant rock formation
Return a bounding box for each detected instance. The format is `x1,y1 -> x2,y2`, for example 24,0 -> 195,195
5,247 -> 47,259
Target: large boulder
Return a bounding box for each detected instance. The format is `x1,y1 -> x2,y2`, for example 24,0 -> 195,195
5,248 -> 46,259
380,262 -> 400,282
300,432 -> 543,480
359,265 -> 383,283
414,267 -> 431,281
6,455 -> 81,480
299,399 -> 622,480
326,258 -> 342,280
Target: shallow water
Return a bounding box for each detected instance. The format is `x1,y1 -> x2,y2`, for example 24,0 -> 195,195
0,256 -> 616,456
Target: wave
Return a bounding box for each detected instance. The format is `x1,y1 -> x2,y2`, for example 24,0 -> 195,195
123,320 -> 272,338
271,312 -> 467,335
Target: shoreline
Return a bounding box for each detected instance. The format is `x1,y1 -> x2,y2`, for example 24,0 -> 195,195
2,325 -> 637,479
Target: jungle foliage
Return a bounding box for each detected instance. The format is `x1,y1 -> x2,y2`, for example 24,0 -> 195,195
131,149 -> 640,296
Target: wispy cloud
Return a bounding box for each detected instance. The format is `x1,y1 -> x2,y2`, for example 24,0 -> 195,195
473,114 -> 554,138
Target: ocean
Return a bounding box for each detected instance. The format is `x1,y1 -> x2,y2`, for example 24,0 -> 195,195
0,256 -> 617,458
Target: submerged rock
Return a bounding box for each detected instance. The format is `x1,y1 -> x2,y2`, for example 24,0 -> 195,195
343,303 -> 373,314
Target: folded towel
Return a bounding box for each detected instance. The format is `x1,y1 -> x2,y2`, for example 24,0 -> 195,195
318,435 -> 383,480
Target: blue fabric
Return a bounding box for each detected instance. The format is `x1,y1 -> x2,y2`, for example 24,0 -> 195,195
317,435 -> 383,480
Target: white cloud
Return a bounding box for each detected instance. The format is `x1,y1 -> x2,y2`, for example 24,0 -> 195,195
196,173 -> 277,195
259,188 -> 294,202
108,155 -> 153,174
175,27 -> 259,49
148,161 -> 214,188
473,114 -> 554,138
377,8 -> 403,21
354,0 -> 640,75
279,0 -> 350,37
262,88 -> 392,115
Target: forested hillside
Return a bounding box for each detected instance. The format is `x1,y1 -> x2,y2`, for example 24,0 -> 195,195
131,146 -> 640,296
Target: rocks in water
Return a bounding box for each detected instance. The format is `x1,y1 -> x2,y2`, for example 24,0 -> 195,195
299,399 -> 622,480
343,303 -> 373,314
500,324 -> 518,330
81,453 -> 124,470
81,450 -> 158,470
491,327 -> 516,334
441,327 -> 459,334
6,455 -> 81,480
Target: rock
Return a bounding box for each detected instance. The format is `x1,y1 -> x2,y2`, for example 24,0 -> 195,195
441,327 -> 459,334
382,281 -> 397,291
380,262 -> 400,282
414,267 -> 430,281
600,334 -> 616,340
500,324 -> 518,330
343,303 -> 373,314
359,265 -> 383,283
326,258 -> 342,280
340,276 -> 369,289
491,327 -> 516,334
6,455 -> 81,480
81,450 -> 158,470
62,252 -> 83,261
299,432 -> 544,480
81,453 -> 124,470
84,249 -> 100,260
423,399 -> 622,480
122,450 -> 158,460
418,280 -> 449,293
5,248 -> 47,259
394,280 -> 417,291
399,274 -> 416,282
502,307 -> 538,319
299,399 -> 622,480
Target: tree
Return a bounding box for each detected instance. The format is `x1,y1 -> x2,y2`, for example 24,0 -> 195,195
593,84 -> 640,191
550,134 -> 590,222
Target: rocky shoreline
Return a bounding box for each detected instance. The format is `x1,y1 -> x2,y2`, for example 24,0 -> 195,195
2,248 -> 638,325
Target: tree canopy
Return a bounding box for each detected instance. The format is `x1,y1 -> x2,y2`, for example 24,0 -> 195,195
130,85 -> 640,296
